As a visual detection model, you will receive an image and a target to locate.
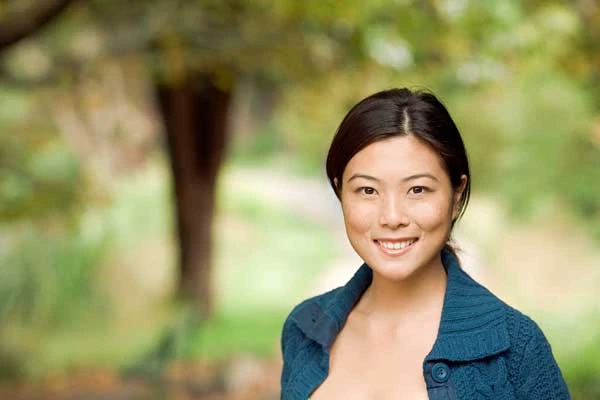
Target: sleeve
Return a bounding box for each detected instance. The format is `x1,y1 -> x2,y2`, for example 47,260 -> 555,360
516,322 -> 571,399
280,314 -> 301,392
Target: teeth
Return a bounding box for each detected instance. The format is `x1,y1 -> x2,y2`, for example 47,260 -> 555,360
378,239 -> 415,250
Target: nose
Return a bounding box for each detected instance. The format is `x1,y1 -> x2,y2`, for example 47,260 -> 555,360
378,194 -> 409,229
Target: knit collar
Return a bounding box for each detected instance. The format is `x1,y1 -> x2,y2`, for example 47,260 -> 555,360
291,249 -> 510,362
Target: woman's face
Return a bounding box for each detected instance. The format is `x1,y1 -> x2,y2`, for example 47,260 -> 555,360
339,135 -> 466,281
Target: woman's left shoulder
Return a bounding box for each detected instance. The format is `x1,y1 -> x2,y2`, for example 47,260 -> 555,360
497,303 -> 571,398
465,272 -> 555,352
499,301 -> 555,355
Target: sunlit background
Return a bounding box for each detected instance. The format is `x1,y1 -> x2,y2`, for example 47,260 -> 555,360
0,0 -> 599,399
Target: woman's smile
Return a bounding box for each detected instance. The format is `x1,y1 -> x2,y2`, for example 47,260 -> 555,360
374,238 -> 418,256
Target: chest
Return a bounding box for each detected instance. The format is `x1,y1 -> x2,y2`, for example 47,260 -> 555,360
284,340 -> 519,400
309,325 -> 436,400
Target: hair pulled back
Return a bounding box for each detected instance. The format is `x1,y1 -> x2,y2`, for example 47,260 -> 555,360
326,88 -> 471,225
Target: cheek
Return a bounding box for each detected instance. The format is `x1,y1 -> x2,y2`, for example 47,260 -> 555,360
342,201 -> 376,234
409,197 -> 453,231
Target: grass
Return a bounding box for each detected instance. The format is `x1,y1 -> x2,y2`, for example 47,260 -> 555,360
188,310 -> 288,360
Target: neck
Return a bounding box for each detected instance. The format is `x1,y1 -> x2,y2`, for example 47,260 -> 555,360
355,253 -> 447,325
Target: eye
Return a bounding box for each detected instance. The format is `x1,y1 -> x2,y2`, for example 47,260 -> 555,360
358,187 -> 377,196
408,186 -> 428,195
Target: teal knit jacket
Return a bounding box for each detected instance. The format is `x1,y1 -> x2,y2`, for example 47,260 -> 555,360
280,250 -> 570,399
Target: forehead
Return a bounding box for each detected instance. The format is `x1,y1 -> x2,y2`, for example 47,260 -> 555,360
343,135 -> 447,180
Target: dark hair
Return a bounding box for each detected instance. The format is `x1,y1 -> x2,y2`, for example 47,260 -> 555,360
326,88 -> 471,227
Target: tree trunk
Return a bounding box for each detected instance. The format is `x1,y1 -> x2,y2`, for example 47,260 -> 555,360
0,0 -> 76,53
156,74 -> 232,317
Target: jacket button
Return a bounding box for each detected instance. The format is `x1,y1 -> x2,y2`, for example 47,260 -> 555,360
431,362 -> 450,383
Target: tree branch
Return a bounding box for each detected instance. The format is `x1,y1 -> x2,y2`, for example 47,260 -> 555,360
0,0 -> 78,53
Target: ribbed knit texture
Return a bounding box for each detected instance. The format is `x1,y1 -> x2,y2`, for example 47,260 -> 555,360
280,250 -> 570,399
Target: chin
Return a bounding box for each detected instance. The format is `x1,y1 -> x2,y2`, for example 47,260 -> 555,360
370,259 -> 422,281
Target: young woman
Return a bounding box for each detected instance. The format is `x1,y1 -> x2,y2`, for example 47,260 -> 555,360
280,88 -> 570,400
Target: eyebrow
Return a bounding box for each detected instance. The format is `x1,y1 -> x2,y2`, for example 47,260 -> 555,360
346,173 -> 439,183
402,173 -> 439,182
347,174 -> 380,183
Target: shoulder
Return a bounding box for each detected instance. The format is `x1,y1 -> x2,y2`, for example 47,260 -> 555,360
280,287 -> 342,390
502,304 -> 559,370
447,276 -> 570,396
281,287 -> 342,340
477,286 -> 554,356
449,263 -> 556,362
503,305 -> 547,346
500,303 -> 570,397
450,260 -> 548,347
485,294 -> 556,360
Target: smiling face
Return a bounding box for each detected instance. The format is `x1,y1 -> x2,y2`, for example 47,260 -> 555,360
339,135 -> 466,281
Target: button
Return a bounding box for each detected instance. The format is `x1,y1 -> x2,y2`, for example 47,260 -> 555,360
431,362 -> 450,383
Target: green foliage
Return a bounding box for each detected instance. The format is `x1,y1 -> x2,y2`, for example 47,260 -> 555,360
0,86 -> 30,122
0,138 -> 81,221
0,164 -> 172,379
0,88 -> 82,223
563,337 -> 600,399
0,225 -> 107,329
561,135 -> 600,238
451,72 -> 599,235
544,313 -> 600,400
0,222 -> 109,379
228,123 -> 287,167
188,310 -> 286,360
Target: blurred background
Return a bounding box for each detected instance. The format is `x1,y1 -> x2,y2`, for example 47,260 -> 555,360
0,0 -> 599,399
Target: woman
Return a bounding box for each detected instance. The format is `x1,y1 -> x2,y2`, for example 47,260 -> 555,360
280,88 -> 570,399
